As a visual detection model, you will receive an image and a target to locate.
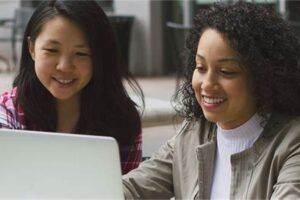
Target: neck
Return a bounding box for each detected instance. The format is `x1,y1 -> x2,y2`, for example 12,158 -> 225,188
56,97 -> 80,133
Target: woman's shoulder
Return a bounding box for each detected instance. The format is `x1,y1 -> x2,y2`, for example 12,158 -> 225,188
264,113 -> 300,144
0,87 -> 27,129
283,115 -> 300,136
271,113 -> 300,132
0,87 -> 17,108
175,117 -> 216,144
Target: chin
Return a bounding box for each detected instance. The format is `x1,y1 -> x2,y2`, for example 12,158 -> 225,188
51,93 -> 72,101
203,113 -> 220,123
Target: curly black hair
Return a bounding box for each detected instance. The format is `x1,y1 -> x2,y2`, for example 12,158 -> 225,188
174,1 -> 300,121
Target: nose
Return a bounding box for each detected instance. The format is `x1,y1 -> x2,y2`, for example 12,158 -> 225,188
200,72 -> 218,91
56,56 -> 74,72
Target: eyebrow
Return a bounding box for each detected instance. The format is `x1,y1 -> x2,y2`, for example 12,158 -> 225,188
44,39 -> 88,48
44,39 -> 60,45
196,54 -> 240,63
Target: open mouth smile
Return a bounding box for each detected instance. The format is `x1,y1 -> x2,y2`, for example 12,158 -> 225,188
53,78 -> 76,86
201,95 -> 226,109
202,96 -> 226,104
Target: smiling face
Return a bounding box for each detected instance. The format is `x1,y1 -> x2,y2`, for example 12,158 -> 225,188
29,15 -> 92,103
192,29 -> 256,129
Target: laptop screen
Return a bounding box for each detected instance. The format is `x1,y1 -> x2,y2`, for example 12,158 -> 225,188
0,129 -> 124,199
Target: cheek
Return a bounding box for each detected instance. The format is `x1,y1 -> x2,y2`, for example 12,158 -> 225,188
34,56 -> 56,81
35,52 -> 57,68
76,59 -> 93,81
75,57 -> 92,68
83,67 -> 93,82
34,62 -> 49,81
226,80 -> 250,99
34,66 -> 49,88
192,70 -> 201,92
34,61 -> 53,80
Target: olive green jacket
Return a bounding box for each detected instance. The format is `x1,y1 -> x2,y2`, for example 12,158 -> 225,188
123,114 -> 300,199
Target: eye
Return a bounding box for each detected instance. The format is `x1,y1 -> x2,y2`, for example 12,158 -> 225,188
220,69 -> 237,76
43,48 -> 58,53
76,52 -> 90,57
195,65 -> 206,73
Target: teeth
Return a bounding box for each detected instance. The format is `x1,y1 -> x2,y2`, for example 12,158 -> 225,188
203,96 -> 225,104
57,79 -> 73,84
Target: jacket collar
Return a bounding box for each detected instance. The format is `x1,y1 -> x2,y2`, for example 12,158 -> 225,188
194,113 -> 288,199
250,113 -> 290,164
195,118 -> 217,199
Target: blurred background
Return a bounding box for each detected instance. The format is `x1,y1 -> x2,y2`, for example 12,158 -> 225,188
0,0 -> 299,76
0,0 -> 300,157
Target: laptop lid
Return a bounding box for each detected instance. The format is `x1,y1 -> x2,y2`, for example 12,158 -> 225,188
0,129 -> 124,199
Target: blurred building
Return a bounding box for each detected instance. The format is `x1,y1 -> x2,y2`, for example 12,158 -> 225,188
0,0 -> 299,75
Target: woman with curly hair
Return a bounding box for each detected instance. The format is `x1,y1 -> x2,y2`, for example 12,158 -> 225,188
122,1 -> 300,199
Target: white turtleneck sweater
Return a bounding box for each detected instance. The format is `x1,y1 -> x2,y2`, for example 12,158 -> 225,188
210,113 -> 264,200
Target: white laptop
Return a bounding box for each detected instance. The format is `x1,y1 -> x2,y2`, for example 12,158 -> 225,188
0,129 -> 124,199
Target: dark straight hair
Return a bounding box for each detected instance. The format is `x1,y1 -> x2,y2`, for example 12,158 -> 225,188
14,0 -> 144,145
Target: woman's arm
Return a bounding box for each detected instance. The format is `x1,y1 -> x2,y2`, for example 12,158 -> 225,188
0,90 -> 19,129
121,133 -> 142,174
271,130 -> 300,199
122,135 -> 176,199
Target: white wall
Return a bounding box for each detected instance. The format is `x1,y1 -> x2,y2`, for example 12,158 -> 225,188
0,0 -> 20,69
0,0 -> 19,18
114,0 -> 164,76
